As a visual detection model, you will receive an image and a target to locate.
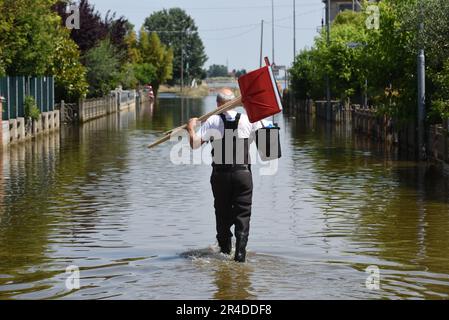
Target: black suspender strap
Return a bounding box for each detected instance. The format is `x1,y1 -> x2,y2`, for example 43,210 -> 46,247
235,113 -> 241,127
220,113 -> 241,129
212,113 -> 247,166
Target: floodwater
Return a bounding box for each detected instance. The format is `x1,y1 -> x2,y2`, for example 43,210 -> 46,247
1,95 -> 449,300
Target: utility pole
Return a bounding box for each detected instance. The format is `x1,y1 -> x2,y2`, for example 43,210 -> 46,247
325,0 -> 331,121
181,32 -> 184,93
272,0 -> 275,64
417,0 -> 426,160
260,20 -> 264,68
293,0 -> 296,61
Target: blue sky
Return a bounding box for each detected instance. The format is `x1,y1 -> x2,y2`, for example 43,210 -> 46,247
90,0 -> 324,72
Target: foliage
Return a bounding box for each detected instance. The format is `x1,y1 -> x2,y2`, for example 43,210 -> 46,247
54,0 -> 108,53
50,28 -> 88,101
290,10 -> 369,103
321,11 -> 368,100
55,0 -> 130,60
0,0 -> 61,76
104,13 -> 131,63
289,1 -> 430,121
24,96 -> 41,121
290,0 -> 449,122
138,29 -> 173,94
0,0 -> 88,101
398,0 -> 449,121
133,63 -> 157,86
0,0 -> 6,76
207,64 -> 228,78
290,49 -> 321,101
363,0 -> 416,120
234,69 -> 247,78
428,59 -> 449,121
118,63 -> 138,90
144,8 -> 207,83
124,28 -> 142,64
1,0 -> 175,101
83,39 -> 121,97
0,54 -> 4,77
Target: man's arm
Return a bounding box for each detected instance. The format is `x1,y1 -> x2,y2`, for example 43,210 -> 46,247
186,118 -> 205,149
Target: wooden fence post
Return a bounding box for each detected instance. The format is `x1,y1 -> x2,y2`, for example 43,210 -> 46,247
60,100 -> 65,124
79,98 -> 84,123
441,119 -> 449,162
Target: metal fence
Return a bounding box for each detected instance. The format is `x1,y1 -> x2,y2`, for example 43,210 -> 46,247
0,76 -> 54,120
120,90 -> 136,105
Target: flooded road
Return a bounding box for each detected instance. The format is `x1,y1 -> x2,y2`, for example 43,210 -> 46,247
1,95 -> 449,299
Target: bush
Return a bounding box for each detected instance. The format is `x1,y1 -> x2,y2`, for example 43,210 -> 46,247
133,63 -> 156,86
24,96 -> 41,122
84,39 -> 121,97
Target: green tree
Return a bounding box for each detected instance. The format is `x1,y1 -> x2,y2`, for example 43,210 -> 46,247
207,64 -> 228,78
234,69 -> 247,78
139,29 -> 173,94
290,11 -> 368,103
0,0 -> 88,100
83,39 -> 121,97
119,63 -> 138,89
362,0 -> 416,119
24,96 -> 41,121
398,0 -> 449,122
0,0 -> 60,76
133,63 -> 156,86
0,52 -> 4,77
430,61 -> 449,121
50,28 -> 88,101
290,49 -> 321,101
124,28 -> 142,64
0,0 -> 7,76
315,11 -> 368,101
290,1 -> 418,120
143,8 -> 207,84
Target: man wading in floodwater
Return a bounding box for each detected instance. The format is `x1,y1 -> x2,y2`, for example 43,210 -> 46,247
186,88 -> 256,263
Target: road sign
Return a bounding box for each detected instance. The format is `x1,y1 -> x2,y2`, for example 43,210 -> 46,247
272,65 -> 286,77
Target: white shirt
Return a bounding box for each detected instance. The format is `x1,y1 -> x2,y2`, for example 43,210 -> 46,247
201,110 -> 262,142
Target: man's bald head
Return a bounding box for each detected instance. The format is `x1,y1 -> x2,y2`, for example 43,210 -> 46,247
216,88 -> 236,107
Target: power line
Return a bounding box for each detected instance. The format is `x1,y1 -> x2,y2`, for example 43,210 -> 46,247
133,3 -> 321,11
146,30 -> 194,33
267,7 -> 323,23
275,24 -> 318,30
200,23 -> 261,32
203,25 -> 260,41
146,8 -> 322,34
147,24 -> 259,36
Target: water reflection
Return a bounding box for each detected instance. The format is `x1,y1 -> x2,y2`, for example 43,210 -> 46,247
212,263 -> 255,300
0,134 -> 61,297
1,98 -> 449,299
285,110 -> 449,298
180,246 -> 256,300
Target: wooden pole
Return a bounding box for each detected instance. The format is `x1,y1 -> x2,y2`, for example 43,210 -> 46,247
272,0 -> 275,64
293,0 -> 296,60
147,96 -> 242,149
326,0 -> 331,122
181,33 -> 184,93
260,20 -> 264,68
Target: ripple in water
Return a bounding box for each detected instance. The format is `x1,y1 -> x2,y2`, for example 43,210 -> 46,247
1,99 -> 449,299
